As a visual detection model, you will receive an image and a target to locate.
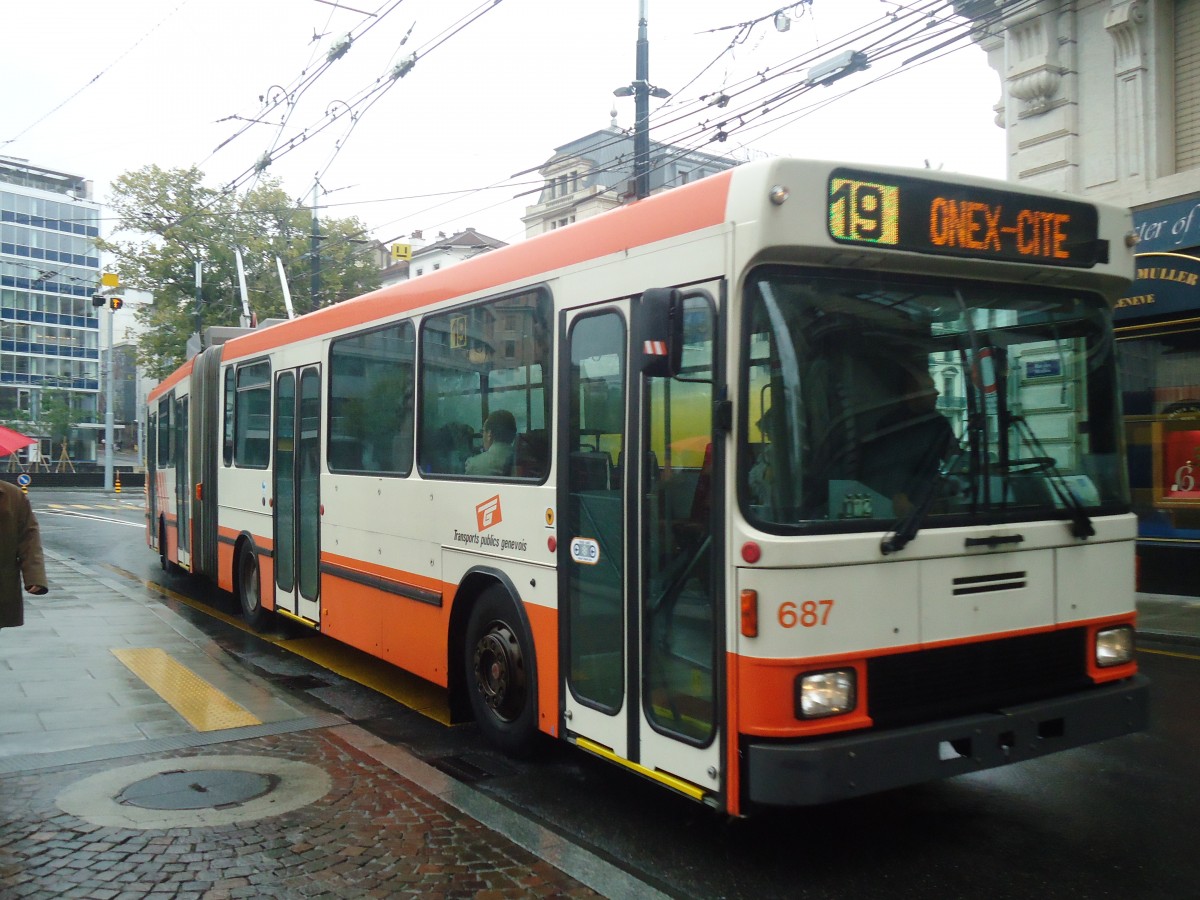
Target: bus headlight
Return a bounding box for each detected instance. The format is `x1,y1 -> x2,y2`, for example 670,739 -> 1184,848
795,669 -> 856,719
1095,626 -> 1134,667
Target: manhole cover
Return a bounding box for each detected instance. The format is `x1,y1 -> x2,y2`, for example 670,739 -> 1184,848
117,769 -> 280,810
59,755 -> 332,829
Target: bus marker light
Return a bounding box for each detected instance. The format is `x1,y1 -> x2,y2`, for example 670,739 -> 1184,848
740,590 -> 758,637
548,536 -> 557,553
741,541 -> 761,563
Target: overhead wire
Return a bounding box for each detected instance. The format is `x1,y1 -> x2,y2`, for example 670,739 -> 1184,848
1,0 -> 194,148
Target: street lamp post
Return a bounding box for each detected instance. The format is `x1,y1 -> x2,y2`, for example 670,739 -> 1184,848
614,0 -> 671,201
104,303 -> 114,491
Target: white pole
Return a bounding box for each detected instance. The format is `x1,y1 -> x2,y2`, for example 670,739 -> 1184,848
104,305 -> 114,491
235,248 -> 252,327
276,256 -> 296,320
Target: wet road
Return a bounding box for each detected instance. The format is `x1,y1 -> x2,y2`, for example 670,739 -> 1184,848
33,488 -> 1200,899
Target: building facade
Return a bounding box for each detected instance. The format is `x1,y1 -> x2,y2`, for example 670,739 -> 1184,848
379,228 -> 507,288
959,0 -> 1200,587
521,120 -> 739,238
0,159 -> 103,463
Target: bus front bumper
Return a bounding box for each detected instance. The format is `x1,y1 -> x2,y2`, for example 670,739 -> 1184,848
744,674 -> 1150,807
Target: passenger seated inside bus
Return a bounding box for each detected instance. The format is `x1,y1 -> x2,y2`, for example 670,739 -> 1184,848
465,409 -> 517,476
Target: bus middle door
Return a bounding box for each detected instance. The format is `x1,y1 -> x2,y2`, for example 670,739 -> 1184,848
272,365 -> 322,625
560,290 -> 722,804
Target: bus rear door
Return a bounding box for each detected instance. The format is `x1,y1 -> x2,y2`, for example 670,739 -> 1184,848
272,365 -> 322,625
560,290 -> 723,803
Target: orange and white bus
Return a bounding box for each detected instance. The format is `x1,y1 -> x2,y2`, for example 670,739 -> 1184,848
147,158 -> 1149,815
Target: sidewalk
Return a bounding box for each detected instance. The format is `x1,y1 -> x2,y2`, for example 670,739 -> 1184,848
1135,591 -> 1200,647
0,549 -> 663,900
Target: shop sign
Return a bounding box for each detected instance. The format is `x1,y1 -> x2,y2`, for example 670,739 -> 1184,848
1114,252 -> 1200,322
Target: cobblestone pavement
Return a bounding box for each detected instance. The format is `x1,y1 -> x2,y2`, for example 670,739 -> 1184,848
1,728 -> 600,899
0,546 -> 657,899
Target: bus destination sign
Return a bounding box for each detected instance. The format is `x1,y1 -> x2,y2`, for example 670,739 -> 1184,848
827,168 -> 1102,268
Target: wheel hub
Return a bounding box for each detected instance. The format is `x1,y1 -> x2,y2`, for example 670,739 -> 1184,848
473,622 -> 525,722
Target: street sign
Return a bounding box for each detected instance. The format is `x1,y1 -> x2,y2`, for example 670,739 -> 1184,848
17,473 -> 31,487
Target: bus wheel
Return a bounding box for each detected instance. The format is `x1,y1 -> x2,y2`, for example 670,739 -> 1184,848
464,586 -> 539,757
237,546 -> 264,628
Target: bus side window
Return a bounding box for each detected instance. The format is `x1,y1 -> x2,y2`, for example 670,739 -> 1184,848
222,367 -> 235,467
328,321 -> 415,476
419,287 -> 552,479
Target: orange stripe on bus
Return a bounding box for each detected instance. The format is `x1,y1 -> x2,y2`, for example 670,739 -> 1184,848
219,170 -> 733,363
147,357 -> 195,403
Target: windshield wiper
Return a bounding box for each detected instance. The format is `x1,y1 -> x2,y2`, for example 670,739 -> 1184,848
881,449 -> 963,555
1007,415 -> 1094,539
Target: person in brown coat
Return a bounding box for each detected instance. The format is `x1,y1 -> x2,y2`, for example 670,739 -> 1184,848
0,480 -> 48,630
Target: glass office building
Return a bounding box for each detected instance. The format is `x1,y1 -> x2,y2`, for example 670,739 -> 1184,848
0,159 -> 102,461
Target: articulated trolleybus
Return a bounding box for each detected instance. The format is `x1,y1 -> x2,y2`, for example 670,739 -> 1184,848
148,159 -> 1149,815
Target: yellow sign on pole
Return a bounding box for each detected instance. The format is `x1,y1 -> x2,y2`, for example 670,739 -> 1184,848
391,243 -> 412,261
101,272 -> 120,288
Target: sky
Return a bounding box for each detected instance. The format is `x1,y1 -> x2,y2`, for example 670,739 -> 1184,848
1,0 -> 1007,250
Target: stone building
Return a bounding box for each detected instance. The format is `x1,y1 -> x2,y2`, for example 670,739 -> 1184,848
959,0 -> 1200,587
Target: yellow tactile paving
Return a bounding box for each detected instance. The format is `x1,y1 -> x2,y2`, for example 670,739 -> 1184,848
112,647 -> 262,731
107,564 -> 454,726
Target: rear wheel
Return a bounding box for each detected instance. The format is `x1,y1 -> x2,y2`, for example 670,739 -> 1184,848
237,545 -> 265,628
464,586 -> 539,757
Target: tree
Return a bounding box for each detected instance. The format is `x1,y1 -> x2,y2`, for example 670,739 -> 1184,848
96,166 -> 382,381
40,389 -> 78,460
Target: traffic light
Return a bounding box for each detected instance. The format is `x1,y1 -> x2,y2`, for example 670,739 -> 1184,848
91,295 -> 105,307
109,297 -> 124,310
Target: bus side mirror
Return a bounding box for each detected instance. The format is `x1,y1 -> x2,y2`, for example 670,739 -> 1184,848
638,287 -> 684,378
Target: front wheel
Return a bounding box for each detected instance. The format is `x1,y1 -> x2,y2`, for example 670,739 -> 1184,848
463,586 -> 539,757
237,545 -> 265,629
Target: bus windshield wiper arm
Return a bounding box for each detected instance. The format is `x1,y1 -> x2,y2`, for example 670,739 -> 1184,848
881,450 -> 962,556
1008,415 -> 1094,539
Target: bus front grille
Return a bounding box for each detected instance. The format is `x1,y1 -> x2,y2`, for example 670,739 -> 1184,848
865,628 -> 1091,729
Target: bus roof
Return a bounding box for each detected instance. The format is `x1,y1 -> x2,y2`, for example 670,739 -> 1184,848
217,167 -> 736,365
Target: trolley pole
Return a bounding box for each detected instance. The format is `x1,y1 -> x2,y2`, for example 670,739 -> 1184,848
310,179 -> 321,313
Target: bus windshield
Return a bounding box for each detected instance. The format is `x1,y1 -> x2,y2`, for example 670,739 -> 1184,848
742,266 -> 1128,533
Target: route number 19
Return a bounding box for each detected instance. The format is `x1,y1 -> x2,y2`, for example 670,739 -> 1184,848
829,178 -> 899,245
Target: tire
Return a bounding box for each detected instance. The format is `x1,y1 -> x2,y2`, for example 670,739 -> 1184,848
463,585 -> 539,757
237,544 -> 265,628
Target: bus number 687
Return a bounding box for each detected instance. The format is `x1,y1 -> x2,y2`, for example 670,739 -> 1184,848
778,599 -> 835,628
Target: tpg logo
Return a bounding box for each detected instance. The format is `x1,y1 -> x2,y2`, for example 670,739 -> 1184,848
476,495 -> 502,531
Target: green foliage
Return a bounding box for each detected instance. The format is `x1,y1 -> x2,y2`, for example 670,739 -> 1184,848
39,389 -> 77,447
96,165 -> 382,381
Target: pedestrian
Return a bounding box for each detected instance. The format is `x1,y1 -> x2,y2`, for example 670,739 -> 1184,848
0,479 -> 48,631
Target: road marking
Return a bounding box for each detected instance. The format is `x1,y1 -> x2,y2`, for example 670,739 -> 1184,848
1140,646 -> 1200,662
112,647 -> 262,731
39,509 -> 143,528
107,565 -> 453,725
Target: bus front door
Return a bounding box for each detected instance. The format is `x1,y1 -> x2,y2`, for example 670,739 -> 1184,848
272,366 -> 322,625
561,294 -> 723,804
